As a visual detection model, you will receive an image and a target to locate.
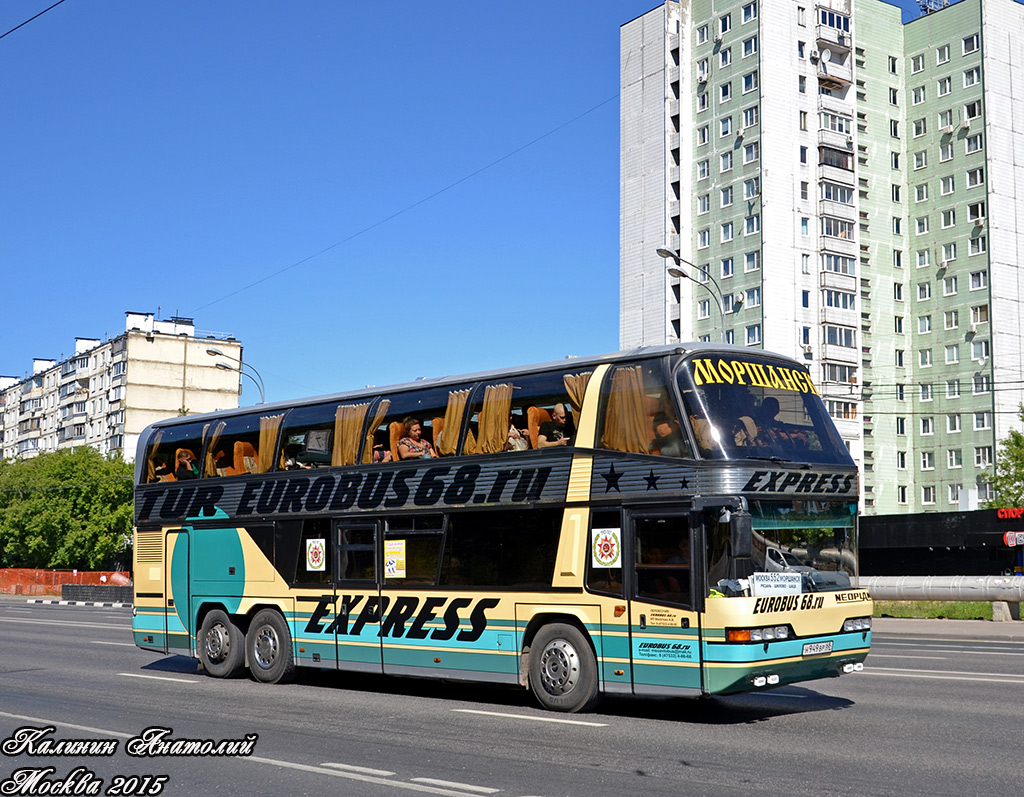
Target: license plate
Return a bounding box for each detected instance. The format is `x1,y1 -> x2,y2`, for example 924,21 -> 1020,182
802,641 -> 833,657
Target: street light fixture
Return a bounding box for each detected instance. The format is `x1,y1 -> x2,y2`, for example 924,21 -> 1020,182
656,247 -> 726,342
207,347 -> 266,404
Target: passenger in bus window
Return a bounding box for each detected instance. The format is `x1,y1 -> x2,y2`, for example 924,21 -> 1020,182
398,417 -> 435,459
175,449 -> 198,480
506,417 -> 530,451
152,455 -> 172,481
650,412 -> 685,457
372,443 -> 393,463
538,404 -> 573,448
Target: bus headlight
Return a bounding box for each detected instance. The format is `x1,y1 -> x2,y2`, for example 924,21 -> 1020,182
728,625 -> 790,642
843,617 -> 871,632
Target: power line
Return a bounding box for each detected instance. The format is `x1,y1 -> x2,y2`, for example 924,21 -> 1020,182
0,0 -> 69,42
192,93 -> 620,313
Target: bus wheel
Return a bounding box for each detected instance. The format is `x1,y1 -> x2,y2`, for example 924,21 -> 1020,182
198,609 -> 244,678
246,609 -> 295,684
529,623 -> 599,713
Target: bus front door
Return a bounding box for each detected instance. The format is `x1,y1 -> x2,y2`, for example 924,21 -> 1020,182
628,512 -> 703,697
334,521 -> 383,674
164,527 -> 192,655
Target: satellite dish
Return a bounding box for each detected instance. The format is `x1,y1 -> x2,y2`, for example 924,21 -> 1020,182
820,48 -> 833,63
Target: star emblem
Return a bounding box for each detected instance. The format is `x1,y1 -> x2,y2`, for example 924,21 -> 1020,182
644,469 -> 660,491
679,477 -> 690,489
601,464 -> 623,492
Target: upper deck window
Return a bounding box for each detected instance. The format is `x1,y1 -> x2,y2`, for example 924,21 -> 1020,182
677,355 -> 853,465
597,362 -> 687,457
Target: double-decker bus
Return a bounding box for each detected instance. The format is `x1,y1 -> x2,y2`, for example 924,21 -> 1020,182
132,344 -> 870,712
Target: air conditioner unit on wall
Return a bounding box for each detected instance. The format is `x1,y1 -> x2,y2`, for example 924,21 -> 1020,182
940,124 -> 954,134
974,217 -> 985,228
713,33 -> 722,43
810,49 -> 820,61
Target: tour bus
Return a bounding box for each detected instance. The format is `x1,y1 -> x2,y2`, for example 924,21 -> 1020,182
132,344 -> 871,712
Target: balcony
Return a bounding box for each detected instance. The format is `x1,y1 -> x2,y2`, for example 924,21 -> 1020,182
818,94 -> 852,117
815,25 -> 851,52
822,305 -> 858,328
819,235 -> 858,258
816,60 -> 852,90
819,198 -> 857,222
823,343 -> 860,364
820,270 -> 857,292
818,128 -> 853,151
819,163 -> 855,186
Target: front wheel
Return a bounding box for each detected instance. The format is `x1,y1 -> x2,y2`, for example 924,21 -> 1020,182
528,623 -> 600,713
197,609 -> 244,678
246,609 -> 295,684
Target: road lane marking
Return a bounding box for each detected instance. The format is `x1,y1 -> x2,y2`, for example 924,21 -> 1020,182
321,763 -> 396,777
863,668 -> 1024,684
248,756 -> 499,795
118,672 -> 198,683
0,711 -> 134,739
866,654 -> 948,660
410,777 -> 500,794
0,616 -> 128,631
93,641 -> 137,647
452,709 -> 607,727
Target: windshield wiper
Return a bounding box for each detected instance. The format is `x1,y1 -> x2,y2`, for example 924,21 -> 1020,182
745,455 -> 811,469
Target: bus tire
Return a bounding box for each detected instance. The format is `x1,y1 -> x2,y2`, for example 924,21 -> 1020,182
528,623 -> 600,713
198,609 -> 244,678
246,609 -> 295,684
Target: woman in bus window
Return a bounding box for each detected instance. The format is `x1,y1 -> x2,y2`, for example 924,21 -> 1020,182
398,417 -> 435,460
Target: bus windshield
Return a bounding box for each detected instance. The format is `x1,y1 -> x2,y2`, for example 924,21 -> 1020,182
676,353 -> 853,465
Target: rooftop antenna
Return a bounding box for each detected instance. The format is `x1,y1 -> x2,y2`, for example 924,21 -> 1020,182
919,0 -> 949,16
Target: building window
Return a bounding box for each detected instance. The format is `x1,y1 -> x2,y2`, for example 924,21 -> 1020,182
698,300 -> 711,320
920,383 -> 933,402
697,194 -> 710,214
915,184 -> 928,202
721,221 -> 734,242
965,100 -> 982,121
698,25 -> 709,45
698,160 -> 710,180
919,349 -> 933,367
945,344 -> 959,364
897,485 -> 908,504
720,13 -> 732,35
946,380 -> 960,398
949,484 -> 961,504
918,315 -> 932,334
743,36 -> 758,58
744,142 -> 760,163
921,417 -> 934,435
744,251 -> 760,271
970,304 -> 989,324
895,349 -> 905,367
975,411 -> 992,431
921,451 -> 935,471
922,486 -> 936,505
799,76 -> 806,94
698,92 -> 709,112
937,44 -> 950,64
974,374 -> 991,394
888,55 -> 898,74
721,47 -> 732,67
964,67 -> 981,87
745,214 -> 760,234
975,447 -> 992,468
912,86 -> 925,105
743,105 -> 759,127
720,117 -> 733,137
913,151 -> 927,170
721,151 -> 734,172
941,209 -> 956,228
746,287 -> 761,307
721,257 -> 734,278
912,119 -> 926,138
972,339 -> 990,361
698,126 -> 709,146
743,2 -> 758,23
940,175 -> 955,195
742,71 -> 758,93
944,309 -> 959,329
937,77 -> 951,96
745,324 -> 761,345
720,82 -> 732,103
966,133 -> 983,154
891,119 -> 900,137
911,54 -> 924,73
967,168 -> 984,188
698,229 -> 710,249
968,201 -> 986,221
889,87 -> 899,106
969,270 -> 988,290
915,216 -> 929,234
894,283 -> 904,301
940,142 -> 954,162
969,236 -> 987,256
962,33 -> 979,55
744,177 -> 760,199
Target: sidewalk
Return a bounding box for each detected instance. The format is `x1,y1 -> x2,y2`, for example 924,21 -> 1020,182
871,616 -> 1024,643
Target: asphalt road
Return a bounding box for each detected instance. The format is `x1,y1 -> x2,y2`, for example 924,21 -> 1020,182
1,599 -> 1022,797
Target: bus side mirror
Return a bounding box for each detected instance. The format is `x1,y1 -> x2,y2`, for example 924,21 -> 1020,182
730,511 -> 752,559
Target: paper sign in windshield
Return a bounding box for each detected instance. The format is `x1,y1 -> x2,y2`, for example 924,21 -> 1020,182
750,572 -> 802,596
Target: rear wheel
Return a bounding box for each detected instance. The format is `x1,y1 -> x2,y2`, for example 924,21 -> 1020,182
528,623 -> 600,713
246,609 -> 295,684
198,609 -> 244,678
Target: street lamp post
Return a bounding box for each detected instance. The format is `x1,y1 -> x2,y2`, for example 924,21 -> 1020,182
207,347 -> 266,404
656,247 -> 726,342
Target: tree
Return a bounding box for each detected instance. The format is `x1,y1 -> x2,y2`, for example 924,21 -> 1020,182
0,448 -> 133,569
987,405 -> 1024,508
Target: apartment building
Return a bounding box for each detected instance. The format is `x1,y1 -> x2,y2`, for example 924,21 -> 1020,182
620,0 -> 1024,514
0,312 -> 243,463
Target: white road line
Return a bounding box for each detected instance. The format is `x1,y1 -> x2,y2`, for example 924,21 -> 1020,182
867,654 -> 949,660
410,777 -> 500,794
876,647 -> 1024,657
92,641 -> 137,647
118,672 -> 198,683
0,711 -> 134,739
862,669 -> 1024,684
248,756 -> 496,795
452,709 -> 607,727
321,762 -> 396,777
0,616 -> 127,630
869,666 -> 1024,679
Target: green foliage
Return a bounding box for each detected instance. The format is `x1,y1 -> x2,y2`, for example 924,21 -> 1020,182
988,405 -> 1024,508
0,448 -> 133,569
873,600 -> 992,621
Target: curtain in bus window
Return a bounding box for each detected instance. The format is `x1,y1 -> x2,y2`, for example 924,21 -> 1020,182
601,366 -> 648,453
438,389 -> 471,456
362,399 -> 391,463
204,421 -> 227,477
563,371 -> 593,428
146,430 -> 164,483
476,383 -> 513,454
258,414 -> 284,473
332,402 -> 370,466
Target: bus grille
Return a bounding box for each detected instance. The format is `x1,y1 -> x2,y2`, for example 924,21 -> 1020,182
135,531 -> 163,563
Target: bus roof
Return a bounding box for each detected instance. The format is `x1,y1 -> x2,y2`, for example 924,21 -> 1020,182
143,342 -> 807,432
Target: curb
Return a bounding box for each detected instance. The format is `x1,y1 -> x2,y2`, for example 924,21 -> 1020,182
26,599 -> 132,608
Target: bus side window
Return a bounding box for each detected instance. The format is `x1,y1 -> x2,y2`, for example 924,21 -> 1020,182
586,510 -> 623,597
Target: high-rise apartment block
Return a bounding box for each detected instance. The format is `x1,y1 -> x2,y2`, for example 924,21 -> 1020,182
1,312 -> 243,463
620,0 -> 1024,514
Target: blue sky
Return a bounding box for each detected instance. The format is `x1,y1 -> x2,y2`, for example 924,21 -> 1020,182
2,0 -> 927,405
